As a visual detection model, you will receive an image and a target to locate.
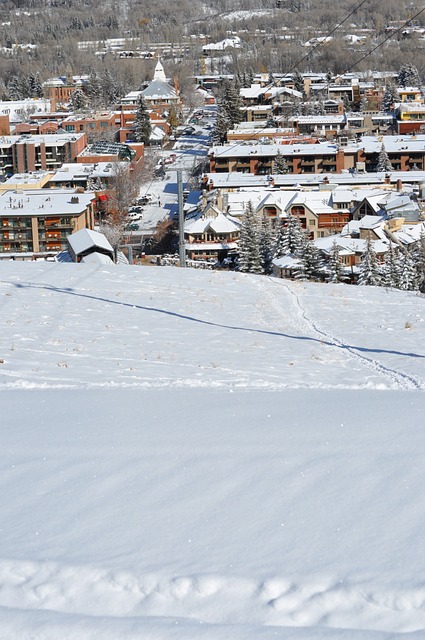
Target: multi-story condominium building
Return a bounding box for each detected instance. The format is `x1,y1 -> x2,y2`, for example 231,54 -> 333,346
0,189 -> 95,256
209,135 -> 425,175
0,133 -> 87,177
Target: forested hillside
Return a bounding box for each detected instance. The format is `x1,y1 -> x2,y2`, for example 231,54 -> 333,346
0,0 -> 423,99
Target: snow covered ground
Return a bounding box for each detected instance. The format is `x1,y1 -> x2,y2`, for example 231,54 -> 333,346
1,262 -> 425,639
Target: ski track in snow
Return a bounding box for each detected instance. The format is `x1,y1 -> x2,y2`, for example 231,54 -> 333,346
259,277 -> 425,391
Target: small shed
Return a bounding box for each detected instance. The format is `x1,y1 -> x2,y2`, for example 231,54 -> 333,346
67,228 -> 114,263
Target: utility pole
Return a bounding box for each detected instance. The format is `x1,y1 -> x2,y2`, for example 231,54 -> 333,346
177,168 -> 186,267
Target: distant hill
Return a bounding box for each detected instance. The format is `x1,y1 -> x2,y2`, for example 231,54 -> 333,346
0,0 -> 421,86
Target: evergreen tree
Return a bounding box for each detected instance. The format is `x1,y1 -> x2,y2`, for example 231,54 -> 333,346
381,242 -> 400,288
238,201 -> 262,274
7,75 -> 24,100
397,64 -> 421,88
359,96 -> 368,112
327,240 -> 345,283
86,177 -> 96,191
259,213 -> 274,275
342,94 -> 351,111
213,109 -> 231,144
85,70 -> 103,110
397,250 -> 418,291
221,78 -> 243,128
273,150 -> 289,174
273,217 -> 288,259
292,70 -> 304,94
102,68 -> 119,106
69,89 -> 86,111
279,214 -> 304,256
412,229 -> 425,293
296,230 -> 322,281
134,95 -> 152,145
29,72 -> 43,98
358,234 -> 381,286
381,83 -> 398,113
376,144 -> 393,172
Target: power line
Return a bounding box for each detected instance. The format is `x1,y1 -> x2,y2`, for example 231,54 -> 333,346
149,4 -> 425,179
285,0 -> 383,75
344,5 -> 425,73
208,1 -> 383,160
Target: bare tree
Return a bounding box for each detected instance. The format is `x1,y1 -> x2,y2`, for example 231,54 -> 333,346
106,161 -> 141,224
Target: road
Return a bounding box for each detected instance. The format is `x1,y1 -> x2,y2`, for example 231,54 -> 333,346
124,107 -> 215,245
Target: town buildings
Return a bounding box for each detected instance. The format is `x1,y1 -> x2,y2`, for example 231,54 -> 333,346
209,135 -> 425,175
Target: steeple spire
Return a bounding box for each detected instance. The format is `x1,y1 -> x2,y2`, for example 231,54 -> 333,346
153,59 -> 166,82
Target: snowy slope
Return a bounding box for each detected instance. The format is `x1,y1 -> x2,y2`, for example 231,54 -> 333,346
0,262 -> 425,639
1,262 -> 424,391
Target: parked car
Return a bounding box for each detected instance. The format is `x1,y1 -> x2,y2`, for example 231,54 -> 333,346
163,153 -> 177,165
139,194 -> 154,205
182,126 -> 196,135
154,167 -> 166,178
128,211 -> 142,221
125,223 -> 139,231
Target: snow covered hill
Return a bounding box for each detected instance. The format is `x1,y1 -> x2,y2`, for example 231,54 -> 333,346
0,262 -> 425,639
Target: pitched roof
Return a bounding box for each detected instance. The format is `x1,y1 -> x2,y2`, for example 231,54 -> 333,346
67,228 -> 113,256
142,80 -> 177,100
185,213 -> 240,234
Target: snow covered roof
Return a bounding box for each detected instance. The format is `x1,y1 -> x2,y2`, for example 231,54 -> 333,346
273,254 -> 301,269
266,86 -> 303,99
0,189 -> 95,215
0,133 -> 85,147
49,162 -> 126,181
256,191 -> 297,212
358,214 -> 386,229
240,84 -> 268,100
67,228 -> 113,258
185,213 -> 240,235
185,241 -> 239,250
330,189 -> 356,204
384,194 -> 418,212
316,236 -> 388,255
358,134 -> 425,154
80,252 -> 114,265
0,99 -> 51,123
142,80 -> 177,100
202,36 -> 241,51
290,115 -> 346,124
394,221 -> 425,245
211,142 -> 339,159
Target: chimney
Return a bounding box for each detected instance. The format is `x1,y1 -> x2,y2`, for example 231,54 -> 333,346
323,175 -> 329,184
222,192 -> 229,213
396,179 -> 403,192
384,173 -> 391,185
